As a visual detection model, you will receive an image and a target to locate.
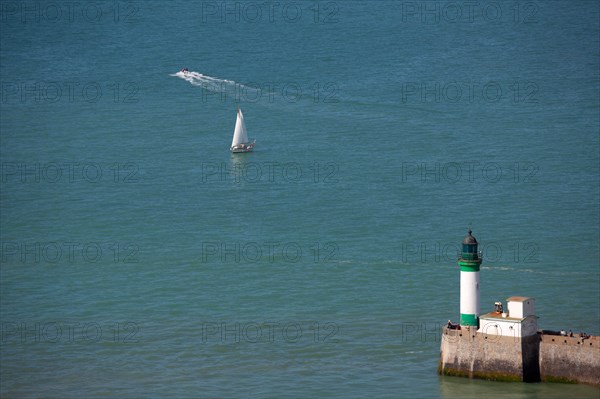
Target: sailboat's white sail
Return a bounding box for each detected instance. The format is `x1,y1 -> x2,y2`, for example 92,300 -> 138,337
230,108 -> 255,153
231,108 -> 249,148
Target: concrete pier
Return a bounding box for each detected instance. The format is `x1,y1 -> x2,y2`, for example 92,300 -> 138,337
438,327 -> 600,386
539,333 -> 600,385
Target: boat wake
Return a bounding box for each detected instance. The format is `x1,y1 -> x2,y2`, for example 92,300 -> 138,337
171,70 -> 260,99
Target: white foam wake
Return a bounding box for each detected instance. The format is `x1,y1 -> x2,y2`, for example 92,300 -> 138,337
171,70 -> 259,98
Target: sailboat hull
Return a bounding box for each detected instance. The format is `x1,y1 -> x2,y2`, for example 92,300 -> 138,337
231,147 -> 253,153
230,142 -> 255,153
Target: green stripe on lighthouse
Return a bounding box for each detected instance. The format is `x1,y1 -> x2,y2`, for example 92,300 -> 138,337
460,313 -> 478,327
459,261 -> 480,272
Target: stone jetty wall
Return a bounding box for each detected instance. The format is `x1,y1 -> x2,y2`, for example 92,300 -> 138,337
439,327 -> 599,386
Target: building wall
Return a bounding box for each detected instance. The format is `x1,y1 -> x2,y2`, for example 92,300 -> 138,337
478,315 -> 538,337
507,298 -> 535,319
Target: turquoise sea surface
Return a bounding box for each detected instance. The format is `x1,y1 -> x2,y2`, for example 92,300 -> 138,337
1,1 -> 599,398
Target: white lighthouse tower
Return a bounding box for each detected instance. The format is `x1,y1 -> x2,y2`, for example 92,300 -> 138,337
459,229 -> 482,328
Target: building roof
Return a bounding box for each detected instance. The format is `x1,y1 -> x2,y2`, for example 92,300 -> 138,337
479,312 -> 538,321
507,296 -> 534,302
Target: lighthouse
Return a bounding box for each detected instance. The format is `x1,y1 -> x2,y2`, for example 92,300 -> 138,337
441,230 -> 599,385
459,229 -> 482,328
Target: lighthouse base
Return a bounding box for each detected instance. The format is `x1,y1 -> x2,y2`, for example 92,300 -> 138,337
438,327 -> 540,382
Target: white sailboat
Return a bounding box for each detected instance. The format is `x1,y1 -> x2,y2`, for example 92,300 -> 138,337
230,108 -> 255,153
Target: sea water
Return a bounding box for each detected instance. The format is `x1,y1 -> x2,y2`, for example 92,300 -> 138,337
1,1 -> 599,398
